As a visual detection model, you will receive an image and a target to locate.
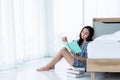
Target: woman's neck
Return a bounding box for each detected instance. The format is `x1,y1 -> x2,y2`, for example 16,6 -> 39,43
83,40 -> 86,43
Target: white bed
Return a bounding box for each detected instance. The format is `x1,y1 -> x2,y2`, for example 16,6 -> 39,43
88,40 -> 120,58
88,30 -> 120,58
87,18 -> 120,80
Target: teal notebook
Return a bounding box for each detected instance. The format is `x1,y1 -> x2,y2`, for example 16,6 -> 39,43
64,41 -> 82,54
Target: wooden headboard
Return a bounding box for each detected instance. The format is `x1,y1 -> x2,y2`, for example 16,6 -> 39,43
93,18 -> 120,38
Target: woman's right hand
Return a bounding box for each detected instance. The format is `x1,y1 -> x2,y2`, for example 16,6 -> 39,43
62,36 -> 68,42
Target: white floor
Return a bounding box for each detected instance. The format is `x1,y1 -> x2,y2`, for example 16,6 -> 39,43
0,58 -> 120,80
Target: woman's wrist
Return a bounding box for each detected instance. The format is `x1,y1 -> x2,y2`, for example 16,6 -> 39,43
75,55 -> 80,59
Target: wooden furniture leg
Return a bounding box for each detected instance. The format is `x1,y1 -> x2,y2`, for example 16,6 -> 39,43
91,72 -> 95,80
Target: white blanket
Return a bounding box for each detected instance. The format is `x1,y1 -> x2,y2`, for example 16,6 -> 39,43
95,31 -> 120,42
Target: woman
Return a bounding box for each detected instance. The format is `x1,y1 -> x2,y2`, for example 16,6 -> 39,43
37,26 -> 94,71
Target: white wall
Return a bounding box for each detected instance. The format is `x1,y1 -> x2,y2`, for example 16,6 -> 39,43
84,0 -> 120,26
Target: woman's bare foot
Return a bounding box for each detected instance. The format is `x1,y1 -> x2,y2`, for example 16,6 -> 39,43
36,66 -> 55,71
49,66 -> 55,69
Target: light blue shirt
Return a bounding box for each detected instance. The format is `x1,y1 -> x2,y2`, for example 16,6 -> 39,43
72,41 -> 89,67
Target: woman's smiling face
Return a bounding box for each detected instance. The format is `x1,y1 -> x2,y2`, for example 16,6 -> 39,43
81,28 -> 89,40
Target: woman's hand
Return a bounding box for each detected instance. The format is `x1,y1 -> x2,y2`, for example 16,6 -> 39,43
70,51 -> 77,58
62,36 -> 68,42
71,52 -> 86,62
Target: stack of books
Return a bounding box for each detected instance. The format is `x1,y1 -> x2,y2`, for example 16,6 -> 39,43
67,67 -> 85,78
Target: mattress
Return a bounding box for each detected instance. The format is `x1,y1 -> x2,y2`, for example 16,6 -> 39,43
87,40 -> 120,58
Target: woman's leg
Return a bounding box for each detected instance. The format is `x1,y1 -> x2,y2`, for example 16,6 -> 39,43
37,47 -> 74,71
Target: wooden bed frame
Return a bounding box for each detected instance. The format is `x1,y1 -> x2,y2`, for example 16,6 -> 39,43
87,59 -> 120,80
87,18 -> 120,80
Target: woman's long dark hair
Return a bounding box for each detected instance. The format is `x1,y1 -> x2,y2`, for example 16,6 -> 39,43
78,26 -> 94,46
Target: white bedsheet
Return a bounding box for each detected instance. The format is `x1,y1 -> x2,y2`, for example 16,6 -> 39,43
87,40 -> 120,58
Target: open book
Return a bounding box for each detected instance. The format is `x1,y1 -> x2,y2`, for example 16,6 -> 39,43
64,41 -> 82,54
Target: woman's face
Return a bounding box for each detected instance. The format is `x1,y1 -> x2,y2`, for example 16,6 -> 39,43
81,28 -> 89,40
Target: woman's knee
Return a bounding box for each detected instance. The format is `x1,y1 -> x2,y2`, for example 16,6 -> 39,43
61,47 -> 70,54
61,47 -> 67,51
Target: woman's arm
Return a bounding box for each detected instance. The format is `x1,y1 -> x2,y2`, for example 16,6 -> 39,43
75,55 -> 86,62
70,52 -> 86,62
